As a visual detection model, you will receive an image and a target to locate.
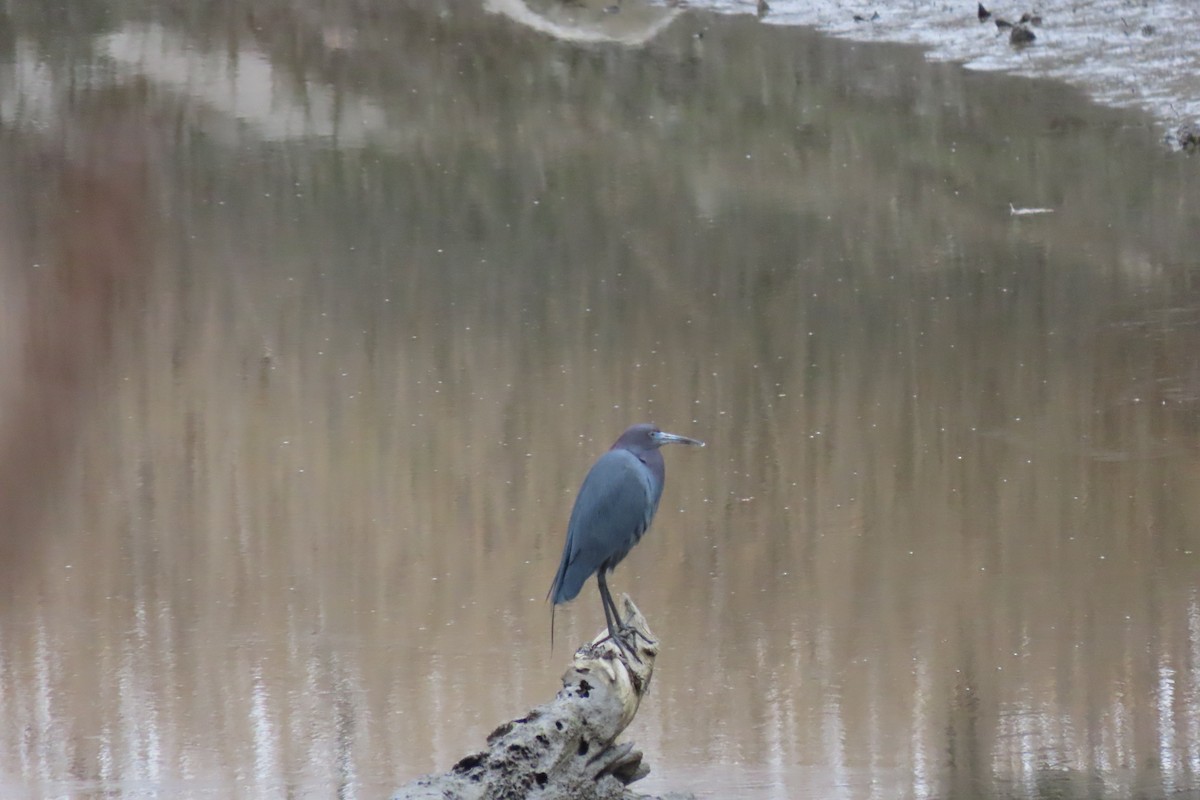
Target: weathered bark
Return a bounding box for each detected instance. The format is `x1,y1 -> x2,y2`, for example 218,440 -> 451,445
393,595 -> 694,800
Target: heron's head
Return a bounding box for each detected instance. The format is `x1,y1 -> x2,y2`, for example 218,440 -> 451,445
614,423 -> 705,452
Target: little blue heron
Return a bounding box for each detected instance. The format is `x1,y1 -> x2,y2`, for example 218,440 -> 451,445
547,423 -> 704,653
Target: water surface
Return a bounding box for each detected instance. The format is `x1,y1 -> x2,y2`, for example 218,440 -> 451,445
1,3 -> 1199,799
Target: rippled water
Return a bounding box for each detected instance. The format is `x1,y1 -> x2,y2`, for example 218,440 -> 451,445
1,2 -> 1199,799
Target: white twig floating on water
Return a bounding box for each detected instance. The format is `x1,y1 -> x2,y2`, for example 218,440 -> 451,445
1010,203 -> 1055,215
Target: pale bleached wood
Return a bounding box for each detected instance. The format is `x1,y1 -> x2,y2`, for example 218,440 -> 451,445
393,595 -> 694,800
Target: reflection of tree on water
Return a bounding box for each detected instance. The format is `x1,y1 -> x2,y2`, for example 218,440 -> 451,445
0,90 -> 154,587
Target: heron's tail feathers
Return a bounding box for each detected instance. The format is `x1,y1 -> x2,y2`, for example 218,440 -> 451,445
548,545 -> 586,605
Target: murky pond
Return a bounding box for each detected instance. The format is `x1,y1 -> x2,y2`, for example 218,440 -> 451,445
2,2 -> 1199,799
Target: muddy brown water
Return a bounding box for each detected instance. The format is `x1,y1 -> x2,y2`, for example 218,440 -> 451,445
1,3 -> 1199,799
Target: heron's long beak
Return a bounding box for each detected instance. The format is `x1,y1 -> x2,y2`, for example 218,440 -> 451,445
654,431 -> 705,447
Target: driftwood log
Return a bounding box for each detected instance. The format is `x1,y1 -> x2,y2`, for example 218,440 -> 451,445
393,595 -> 694,800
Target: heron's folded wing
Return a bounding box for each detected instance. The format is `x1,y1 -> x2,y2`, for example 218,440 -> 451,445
566,449 -> 655,574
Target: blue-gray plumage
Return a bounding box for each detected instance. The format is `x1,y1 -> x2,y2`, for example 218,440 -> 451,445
548,423 -> 704,654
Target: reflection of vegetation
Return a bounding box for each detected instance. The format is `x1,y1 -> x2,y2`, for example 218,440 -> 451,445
137,1 -> 1198,305
945,648 -> 986,799
998,767 -> 1114,800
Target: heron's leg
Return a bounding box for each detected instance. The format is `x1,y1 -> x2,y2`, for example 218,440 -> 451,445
596,571 -> 621,641
596,572 -> 640,661
598,576 -> 653,647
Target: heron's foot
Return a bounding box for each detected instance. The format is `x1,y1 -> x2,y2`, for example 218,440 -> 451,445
598,626 -> 644,663
618,621 -> 657,649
